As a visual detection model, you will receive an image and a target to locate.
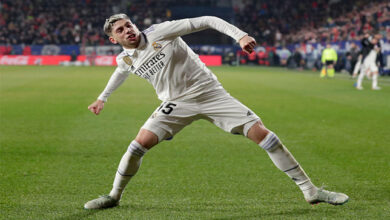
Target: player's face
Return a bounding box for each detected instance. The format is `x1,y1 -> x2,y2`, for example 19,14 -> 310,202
109,19 -> 141,49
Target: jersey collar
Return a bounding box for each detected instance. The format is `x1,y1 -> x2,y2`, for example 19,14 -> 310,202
123,33 -> 147,57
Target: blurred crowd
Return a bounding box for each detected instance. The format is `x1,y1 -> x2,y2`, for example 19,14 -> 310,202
284,1 -> 390,44
234,0 -> 390,46
1,0 -> 389,46
0,0 -> 171,45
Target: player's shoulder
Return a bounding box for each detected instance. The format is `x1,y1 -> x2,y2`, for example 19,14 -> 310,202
116,50 -> 127,64
143,21 -> 172,34
116,51 -> 131,70
143,20 -> 185,38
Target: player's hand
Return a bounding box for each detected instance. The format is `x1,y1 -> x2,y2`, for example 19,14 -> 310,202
239,35 -> 256,54
88,100 -> 104,115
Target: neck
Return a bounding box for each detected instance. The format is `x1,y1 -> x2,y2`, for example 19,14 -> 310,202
123,42 -> 139,49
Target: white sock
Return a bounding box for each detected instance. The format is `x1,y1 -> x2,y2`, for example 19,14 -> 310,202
259,132 -> 317,198
352,58 -> 361,75
372,73 -> 378,88
109,140 -> 148,201
357,70 -> 365,87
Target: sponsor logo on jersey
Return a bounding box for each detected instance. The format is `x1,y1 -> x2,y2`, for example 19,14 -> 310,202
152,42 -> 162,51
134,51 -> 166,80
123,56 -> 133,66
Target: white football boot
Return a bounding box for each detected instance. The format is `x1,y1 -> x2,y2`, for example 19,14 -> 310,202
84,195 -> 119,209
305,188 -> 349,205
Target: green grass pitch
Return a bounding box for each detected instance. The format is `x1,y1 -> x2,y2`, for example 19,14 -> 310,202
1,65 -> 389,219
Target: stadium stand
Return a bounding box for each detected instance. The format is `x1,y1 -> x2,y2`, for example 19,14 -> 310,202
0,0 -> 389,74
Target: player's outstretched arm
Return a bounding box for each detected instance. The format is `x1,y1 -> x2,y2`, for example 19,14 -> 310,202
239,35 -> 256,54
152,16 -> 248,45
88,100 -> 104,115
91,66 -> 130,114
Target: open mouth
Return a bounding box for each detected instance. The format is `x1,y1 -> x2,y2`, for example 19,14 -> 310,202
128,34 -> 136,40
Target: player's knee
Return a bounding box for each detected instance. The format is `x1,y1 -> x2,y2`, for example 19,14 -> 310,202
135,129 -> 159,149
128,140 -> 148,157
247,122 -> 269,144
258,131 -> 282,152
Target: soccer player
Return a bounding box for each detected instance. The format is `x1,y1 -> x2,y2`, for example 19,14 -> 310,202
352,33 -> 372,78
356,35 -> 382,90
320,43 -> 337,78
84,14 -> 349,209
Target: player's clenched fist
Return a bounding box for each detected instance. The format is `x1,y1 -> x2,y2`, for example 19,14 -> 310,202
88,100 -> 104,115
239,35 -> 256,54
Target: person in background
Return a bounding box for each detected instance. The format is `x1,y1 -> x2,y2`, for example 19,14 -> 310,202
320,43 -> 338,78
346,42 -> 360,76
352,33 -> 371,78
356,34 -> 382,90
276,46 -> 291,66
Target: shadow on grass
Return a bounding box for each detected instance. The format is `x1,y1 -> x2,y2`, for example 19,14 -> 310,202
53,202 -> 350,219
120,202 -> 326,219
54,207 -> 117,220
211,207 -> 320,220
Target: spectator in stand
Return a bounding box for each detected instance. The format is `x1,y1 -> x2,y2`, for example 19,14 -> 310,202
276,46 -> 291,66
1,0 -> 389,63
346,42 -> 360,75
0,0 -> 170,46
288,47 -> 304,70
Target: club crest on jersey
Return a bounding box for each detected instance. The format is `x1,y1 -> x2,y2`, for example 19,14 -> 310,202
123,56 -> 132,66
152,42 -> 162,51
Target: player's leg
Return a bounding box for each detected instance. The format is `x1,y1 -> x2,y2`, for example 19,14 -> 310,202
356,65 -> 366,90
204,91 -> 349,205
247,122 -> 316,198
352,55 -> 362,78
108,129 -> 158,201
84,100 -> 200,209
372,72 -> 380,90
327,64 -> 335,78
370,63 -> 380,90
84,128 -> 159,209
320,63 -> 327,78
247,122 -> 349,205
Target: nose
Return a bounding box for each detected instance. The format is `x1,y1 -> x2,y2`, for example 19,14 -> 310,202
125,25 -> 133,34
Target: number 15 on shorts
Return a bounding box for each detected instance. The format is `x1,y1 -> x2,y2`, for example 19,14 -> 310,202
157,102 -> 177,115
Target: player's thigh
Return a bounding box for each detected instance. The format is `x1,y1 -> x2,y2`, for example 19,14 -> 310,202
201,94 -> 261,136
141,101 -> 198,143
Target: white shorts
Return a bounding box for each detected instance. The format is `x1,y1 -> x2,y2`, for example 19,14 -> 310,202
362,60 -> 378,74
142,89 -> 261,142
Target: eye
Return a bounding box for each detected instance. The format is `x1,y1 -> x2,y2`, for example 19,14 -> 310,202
117,27 -> 123,33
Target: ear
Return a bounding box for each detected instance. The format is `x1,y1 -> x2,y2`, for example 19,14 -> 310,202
109,36 -> 118,44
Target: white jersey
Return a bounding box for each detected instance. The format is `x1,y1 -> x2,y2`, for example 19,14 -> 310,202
97,16 -> 247,102
362,46 -> 379,73
363,47 -> 378,66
